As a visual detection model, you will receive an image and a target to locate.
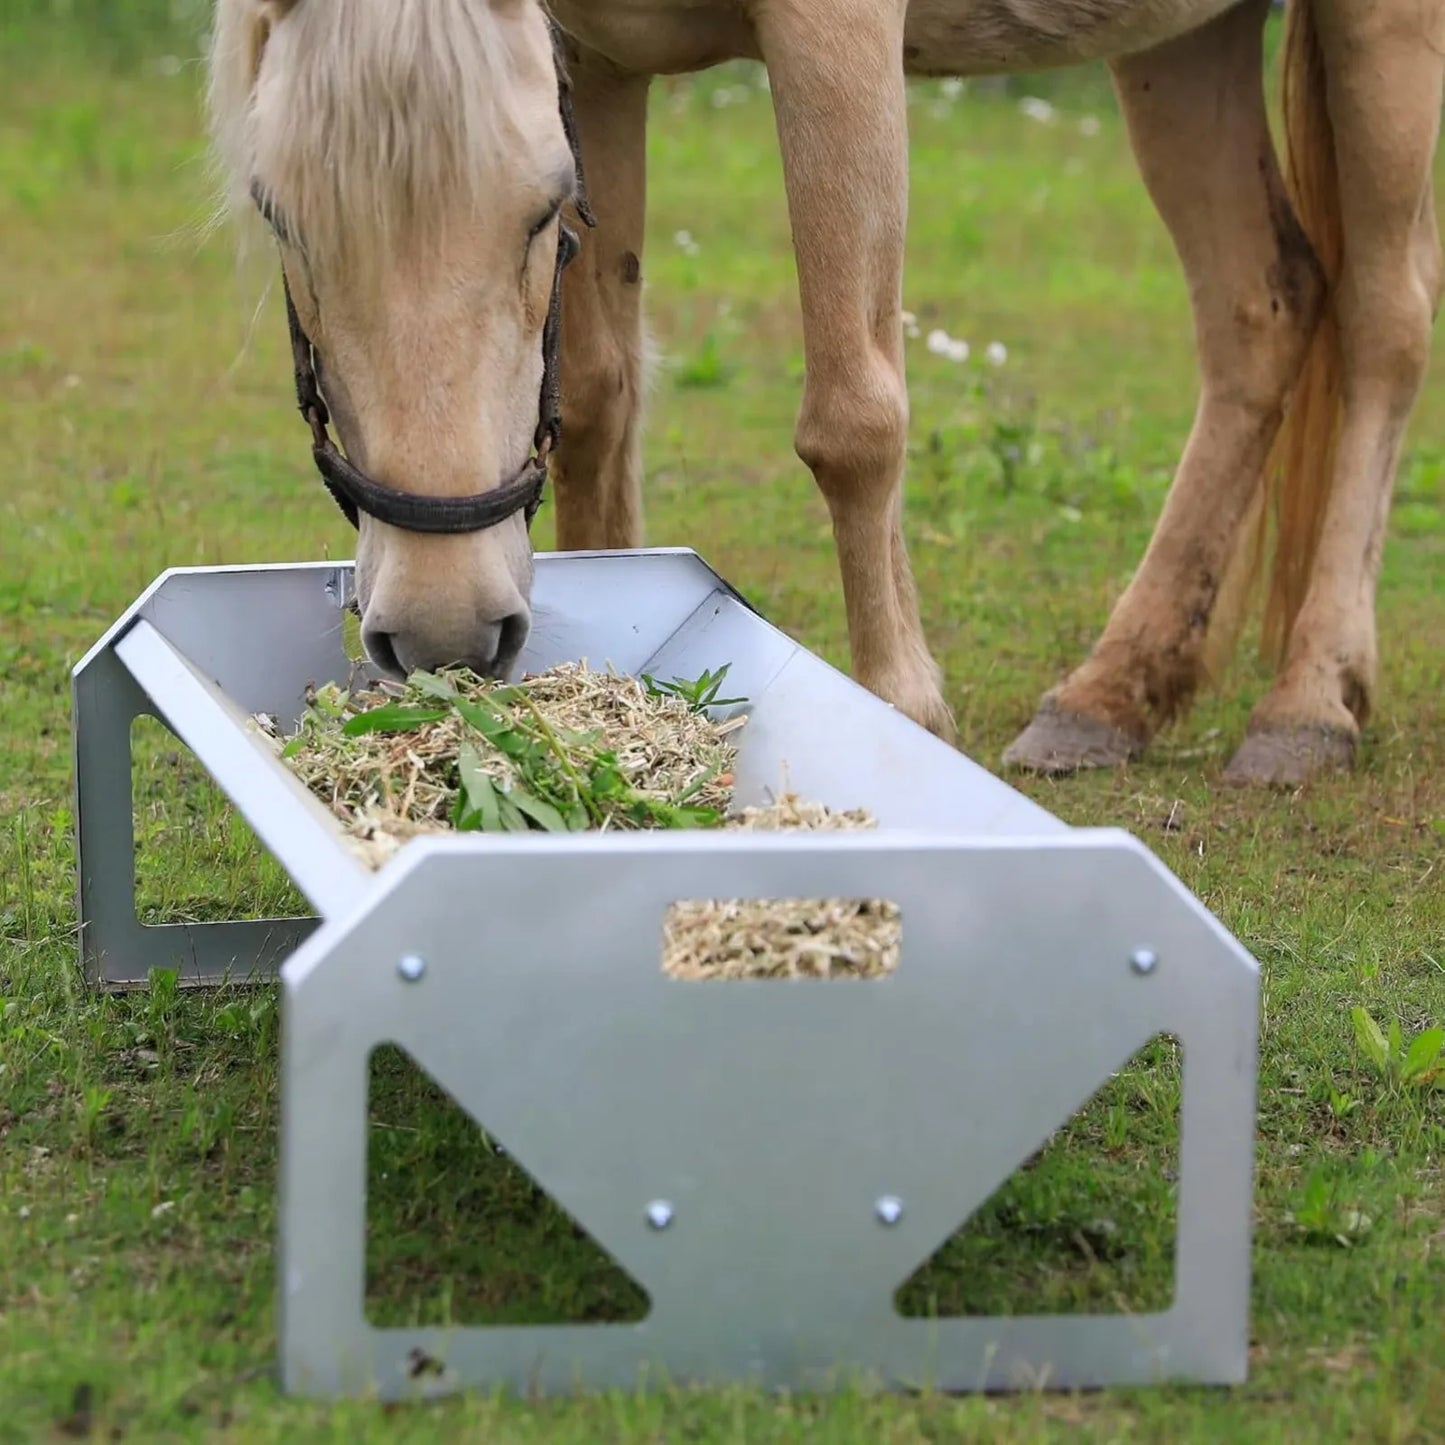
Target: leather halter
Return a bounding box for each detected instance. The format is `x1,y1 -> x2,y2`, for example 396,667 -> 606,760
258,21 -> 596,537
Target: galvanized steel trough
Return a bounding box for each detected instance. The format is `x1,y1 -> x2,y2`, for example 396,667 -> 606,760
71,548 -> 1260,1402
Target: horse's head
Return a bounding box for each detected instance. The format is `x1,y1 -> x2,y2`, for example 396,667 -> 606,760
207,0 -> 588,680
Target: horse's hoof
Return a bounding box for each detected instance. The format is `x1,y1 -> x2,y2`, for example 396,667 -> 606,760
1222,724 -> 1356,788
1002,698 -> 1143,775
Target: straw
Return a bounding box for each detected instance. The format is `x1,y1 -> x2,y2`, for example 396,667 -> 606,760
257,662 -> 899,979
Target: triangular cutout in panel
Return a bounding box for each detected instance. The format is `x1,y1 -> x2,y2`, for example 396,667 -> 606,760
365,1043 -> 651,1328
895,1034 -> 1181,1318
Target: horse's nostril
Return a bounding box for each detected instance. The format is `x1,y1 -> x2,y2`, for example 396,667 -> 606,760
361,627 -> 405,680
360,616 -> 527,682
496,611 -> 530,672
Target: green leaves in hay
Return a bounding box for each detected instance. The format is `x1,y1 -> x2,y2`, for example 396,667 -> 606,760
341,704 -> 450,736
273,661 -> 747,859
640,662 -> 746,713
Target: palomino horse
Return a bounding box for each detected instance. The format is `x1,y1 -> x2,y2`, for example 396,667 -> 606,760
206,0 -> 1442,786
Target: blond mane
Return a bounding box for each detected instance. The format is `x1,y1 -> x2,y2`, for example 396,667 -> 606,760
205,0 -> 536,271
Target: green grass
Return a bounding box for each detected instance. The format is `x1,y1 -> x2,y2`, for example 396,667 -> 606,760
2,9 -> 1443,1440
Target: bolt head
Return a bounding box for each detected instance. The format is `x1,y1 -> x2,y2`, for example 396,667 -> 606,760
875,1195 -> 904,1226
1130,948 -> 1158,976
397,954 -> 426,982
644,1199 -> 674,1230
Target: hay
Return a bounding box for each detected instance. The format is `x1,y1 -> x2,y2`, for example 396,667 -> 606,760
663,794 -> 901,980
260,662 -> 899,979
263,661 -> 742,869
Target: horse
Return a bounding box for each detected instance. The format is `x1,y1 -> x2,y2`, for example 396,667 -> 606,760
204,0 -> 1442,788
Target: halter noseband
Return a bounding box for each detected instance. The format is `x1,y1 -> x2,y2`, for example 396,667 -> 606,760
260,20 -> 596,537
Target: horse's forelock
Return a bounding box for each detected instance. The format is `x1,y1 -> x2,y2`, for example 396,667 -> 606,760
206,0 -> 538,271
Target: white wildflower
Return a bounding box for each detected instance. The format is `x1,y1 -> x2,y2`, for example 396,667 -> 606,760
1019,97 -> 1056,124
986,341 -> 1008,367
151,1200 -> 176,1219
927,328 -> 970,363
18,1206 -> 29,1220
940,78 -> 965,101
673,230 -> 699,257
1079,115 -> 1101,137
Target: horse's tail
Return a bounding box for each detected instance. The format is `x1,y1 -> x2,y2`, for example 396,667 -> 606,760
1206,0 -> 1344,679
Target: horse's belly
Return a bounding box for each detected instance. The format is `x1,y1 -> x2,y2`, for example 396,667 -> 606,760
551,0 -> 1244,77
901,0 -> 1245,75
550,0 -> 761,75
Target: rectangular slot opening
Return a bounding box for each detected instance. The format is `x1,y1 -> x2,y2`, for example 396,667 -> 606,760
662,897 -> 900,979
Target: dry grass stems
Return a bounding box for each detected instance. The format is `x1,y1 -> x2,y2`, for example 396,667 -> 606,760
259,662 -> 900,979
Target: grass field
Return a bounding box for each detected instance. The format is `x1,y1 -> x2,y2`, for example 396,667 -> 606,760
2,5 -> 1443,1440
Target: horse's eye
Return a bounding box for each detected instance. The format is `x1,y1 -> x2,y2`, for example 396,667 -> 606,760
558,221 -> 580,268
526,199 -> 563,242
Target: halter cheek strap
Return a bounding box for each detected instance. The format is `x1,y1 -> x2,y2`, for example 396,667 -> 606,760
266,18 -> 595,538
282,257 -> 554,537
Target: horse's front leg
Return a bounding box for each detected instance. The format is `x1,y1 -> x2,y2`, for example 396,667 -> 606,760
551,45 -> 650,552
757,0 -> 953,740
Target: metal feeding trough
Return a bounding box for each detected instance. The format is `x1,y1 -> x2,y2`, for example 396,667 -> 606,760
71,549 -> 1259,1402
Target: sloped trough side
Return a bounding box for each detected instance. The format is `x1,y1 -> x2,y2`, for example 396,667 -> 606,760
71,549 -> 1259,1402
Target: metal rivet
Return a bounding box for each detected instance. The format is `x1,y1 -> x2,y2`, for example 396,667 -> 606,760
875,1195 -> 904,1226
397,954 -> 426,982
645,1200 -> 674,1230
1130,948 -> 1158,976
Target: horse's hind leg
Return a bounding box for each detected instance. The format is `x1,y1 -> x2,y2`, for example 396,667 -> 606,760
1005,0 -> 1325,774
1225,2 -> 1444,786
551,47 -> 650,552
756,0 -> 953,740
